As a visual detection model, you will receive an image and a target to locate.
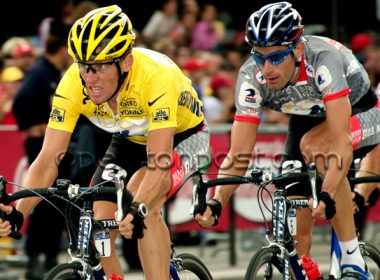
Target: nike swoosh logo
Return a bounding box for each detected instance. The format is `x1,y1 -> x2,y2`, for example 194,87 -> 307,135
148,92 -> 166,107
347,245 -> 359,255
285,182 -> 300,189
54,92 -> 69,100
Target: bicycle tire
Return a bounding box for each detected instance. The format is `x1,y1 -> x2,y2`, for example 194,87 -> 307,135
245,247 -> 288,280
360,242 -> 380,279
43,262 -> 84,280
174,253 -> 213,280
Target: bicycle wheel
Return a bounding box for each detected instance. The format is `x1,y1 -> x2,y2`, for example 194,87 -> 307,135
43,262 -> 84,280
245,247 -> 287,280
360,242 -> 380,279
173,253 -> 213,280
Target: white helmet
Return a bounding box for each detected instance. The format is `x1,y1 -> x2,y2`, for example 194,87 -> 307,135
245,2 -> 303,47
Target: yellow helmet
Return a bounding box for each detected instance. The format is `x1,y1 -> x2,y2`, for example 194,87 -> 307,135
68,5 -> 135,62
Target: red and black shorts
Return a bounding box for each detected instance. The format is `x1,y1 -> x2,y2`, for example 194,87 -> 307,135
90,120 -> 210,202
282,89 -> 380,196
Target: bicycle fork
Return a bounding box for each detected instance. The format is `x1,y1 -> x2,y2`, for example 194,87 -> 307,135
272,190 -> 308,280
76,200 -> 107,280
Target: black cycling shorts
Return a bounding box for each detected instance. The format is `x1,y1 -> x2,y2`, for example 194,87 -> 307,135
283,89 -> 379,196
90,121 -> 210,202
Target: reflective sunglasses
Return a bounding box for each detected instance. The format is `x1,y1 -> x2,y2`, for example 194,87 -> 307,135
251,44 -> 297,66
77,59 -> 120,74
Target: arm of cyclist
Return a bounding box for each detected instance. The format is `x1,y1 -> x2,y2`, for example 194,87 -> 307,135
117,127 -> 175,239
0,204 -> 23,237
352,184 -> 380,212
0,128 -> 72,237
351,151 -> 380,212
309,96 -> 352,219
195,121 -> 258,227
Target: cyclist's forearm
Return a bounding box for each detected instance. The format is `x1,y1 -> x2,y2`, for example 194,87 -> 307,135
135,168 -> 169,210
214,153 -> 249,206
322,139 -> 353,197
16,160 -> 59,218
16,197 -> 43,219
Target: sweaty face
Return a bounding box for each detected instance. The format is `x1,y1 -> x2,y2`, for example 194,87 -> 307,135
78,60 -> 120,105
253,45 -> 297,91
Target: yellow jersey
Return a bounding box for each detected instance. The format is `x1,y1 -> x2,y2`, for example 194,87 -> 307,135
48,48 -> 204,144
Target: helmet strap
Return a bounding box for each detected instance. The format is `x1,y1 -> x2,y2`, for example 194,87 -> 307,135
105,61 -> 128,103
283,54 -> 301,89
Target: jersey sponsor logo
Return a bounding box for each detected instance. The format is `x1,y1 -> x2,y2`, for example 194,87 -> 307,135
120,98 -> 145,118
120,108 -> 144,117
50,106 -> 65,122
93,104 -> 110,117
304,61 -> 314,77
241,108 -> 260,117
315,65 -> 332,91
281,100 -> 324,115
178,91 -> 202,117
120,98 -> 138,108
148,93 -> 166,107
153,108 -> 170,121
53,92 -> 68,100
238,82 -> 262,107
245,89 -> 258,103
255,71 -> 266,84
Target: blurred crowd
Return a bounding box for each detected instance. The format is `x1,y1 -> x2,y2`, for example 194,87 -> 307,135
1,0 -> 380,278
0,0 -> 292,127
1,0 -> 380,128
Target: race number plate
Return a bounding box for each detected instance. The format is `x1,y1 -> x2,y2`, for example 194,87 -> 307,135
287,209 -> 297,235
94,230 -> 111,257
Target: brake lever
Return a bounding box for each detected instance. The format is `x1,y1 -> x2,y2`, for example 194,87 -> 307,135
307,163 -> 318,209
102,164 -> 128,222
190,173 -> 207,215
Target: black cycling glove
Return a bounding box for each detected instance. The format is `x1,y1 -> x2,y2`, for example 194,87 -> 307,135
368,188 -> 379,207
353,191 -> 365,213
319,192 -> 336,220
0,207 -> 24,234
129,202 -> 147,239
206,199 -> 222,226
192,198 -> 222,226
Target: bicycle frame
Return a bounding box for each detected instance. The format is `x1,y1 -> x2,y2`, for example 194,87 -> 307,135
70,198 -> 107,279
0,174 -> 208,280
329,229 -> 342,279
326,173 -> 380,279
192,161 -> 321,280
270,181 -> 309,280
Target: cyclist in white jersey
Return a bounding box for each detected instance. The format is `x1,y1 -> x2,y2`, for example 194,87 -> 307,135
195,2 -> 380,279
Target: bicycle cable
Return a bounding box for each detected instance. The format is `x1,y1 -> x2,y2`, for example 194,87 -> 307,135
4,180 -> 115,249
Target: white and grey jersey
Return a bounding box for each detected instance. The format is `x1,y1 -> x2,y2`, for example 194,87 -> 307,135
235,35 -> 371,123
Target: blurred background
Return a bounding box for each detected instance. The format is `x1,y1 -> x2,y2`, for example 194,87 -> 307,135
1,0 -> 380,45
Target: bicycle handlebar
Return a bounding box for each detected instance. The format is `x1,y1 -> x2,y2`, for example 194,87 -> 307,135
192,162 -> 321,215
0,164 -> 132,240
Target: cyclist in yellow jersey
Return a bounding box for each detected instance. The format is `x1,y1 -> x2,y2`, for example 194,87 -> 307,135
0,5 -> 209,279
